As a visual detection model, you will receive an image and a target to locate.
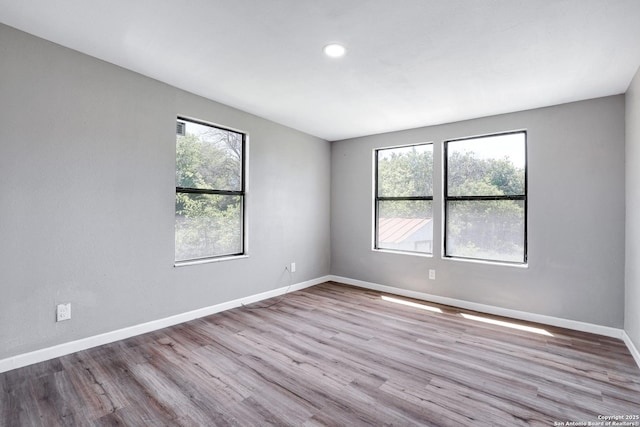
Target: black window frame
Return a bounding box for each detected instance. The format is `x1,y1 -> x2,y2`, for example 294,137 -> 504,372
443,130 -> 527,264
175,116 -> 246,263
374,142 -> 434,255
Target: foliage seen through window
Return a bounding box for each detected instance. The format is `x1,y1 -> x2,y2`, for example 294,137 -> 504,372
375,144 -> 433,254
175,119 -> 245,262
445,132 -> 526,263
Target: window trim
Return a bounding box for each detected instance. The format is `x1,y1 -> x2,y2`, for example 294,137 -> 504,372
443,130 -> 528,265
175,116 -> 247,264
373,142 -> 434,255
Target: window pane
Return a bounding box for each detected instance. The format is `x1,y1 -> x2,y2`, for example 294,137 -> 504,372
176,120 -> 243,191
447,133 -> 525,197
377,200 -> 433,253
378,144 -> 433,197
175,193 -> 242,261
446,200 -> 524,263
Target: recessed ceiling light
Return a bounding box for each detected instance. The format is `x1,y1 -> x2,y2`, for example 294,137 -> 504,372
323,43 -> 346,58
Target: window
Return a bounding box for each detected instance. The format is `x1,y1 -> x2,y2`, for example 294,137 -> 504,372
374,143 -> 433,254
444,131 -> 527,264
175,118 -> 245,262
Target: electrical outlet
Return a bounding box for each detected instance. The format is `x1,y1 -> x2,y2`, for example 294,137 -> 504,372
429,269 -> 436,280
290,262 -> 296,273
56,303 -> 71,322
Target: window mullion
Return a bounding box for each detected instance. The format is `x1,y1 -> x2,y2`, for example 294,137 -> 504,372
176,187 -> 243,196
445,195 -> 525,202
377,196 -> 433,202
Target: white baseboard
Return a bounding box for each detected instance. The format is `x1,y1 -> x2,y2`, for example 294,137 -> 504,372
0,275 -> 330,374
623,331 -> 640,369
329,275 -> 625,340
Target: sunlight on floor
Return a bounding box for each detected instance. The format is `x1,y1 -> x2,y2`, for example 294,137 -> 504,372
381,295 -> 443,313
380,295 -> 553,337
460,313 -> 554,336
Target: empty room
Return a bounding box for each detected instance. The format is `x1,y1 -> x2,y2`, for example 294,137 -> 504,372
1,0 -> 640,425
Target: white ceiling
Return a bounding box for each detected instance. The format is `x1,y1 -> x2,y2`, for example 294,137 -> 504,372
1,0 -> 640,141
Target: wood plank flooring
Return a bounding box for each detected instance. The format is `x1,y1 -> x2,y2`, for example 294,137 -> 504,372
1,281 -> 639,426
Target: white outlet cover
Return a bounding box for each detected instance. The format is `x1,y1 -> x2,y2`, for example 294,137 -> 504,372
56,303 -> 71,322
429,270 -> 436,280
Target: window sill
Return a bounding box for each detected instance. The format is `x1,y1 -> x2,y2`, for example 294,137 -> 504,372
372,248 -> 433,258
174,254 -> 249,268
443,256 -> 528,268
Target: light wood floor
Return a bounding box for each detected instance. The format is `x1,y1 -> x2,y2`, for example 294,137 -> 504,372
1,282 -> 639,426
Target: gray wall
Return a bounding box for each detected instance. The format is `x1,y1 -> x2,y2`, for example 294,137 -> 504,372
0,24 -> 331,360
331,96 -> 626,328
626,66 -> 640,349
